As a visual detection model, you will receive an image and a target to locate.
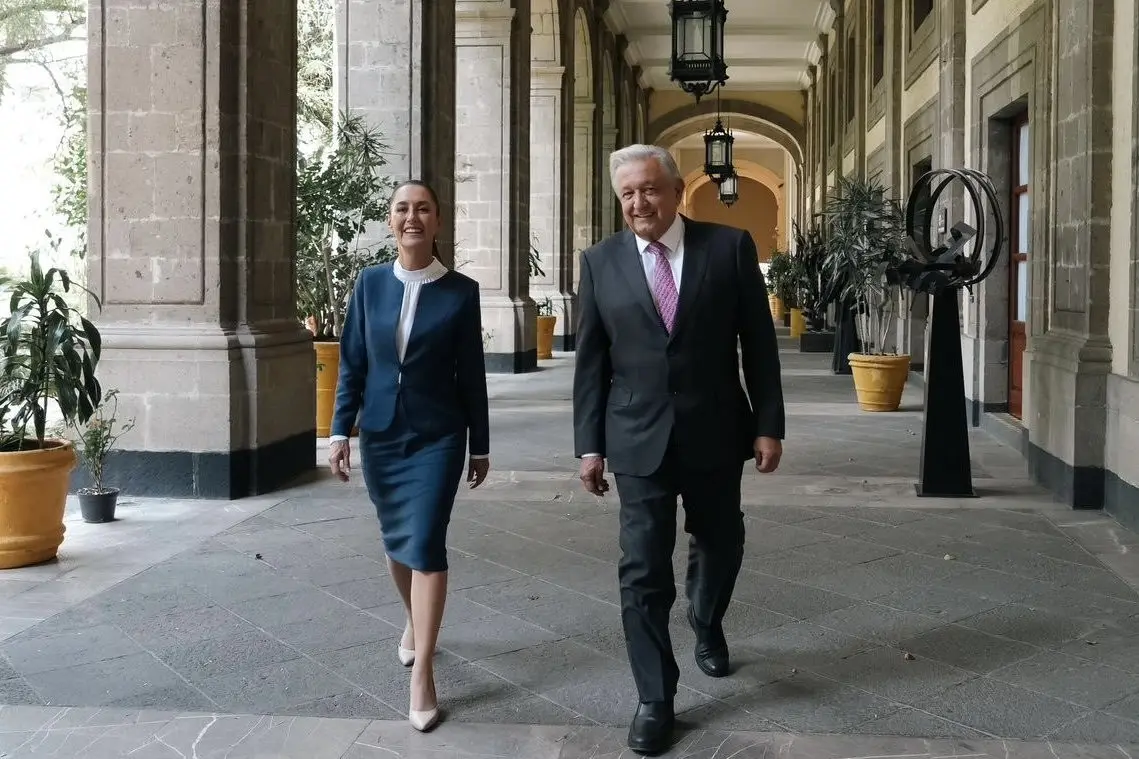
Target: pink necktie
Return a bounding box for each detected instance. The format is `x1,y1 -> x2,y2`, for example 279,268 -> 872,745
647,241 -> 678,333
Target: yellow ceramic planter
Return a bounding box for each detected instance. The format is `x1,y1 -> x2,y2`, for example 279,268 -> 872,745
768,295 -> 784,323
0,441 -> 75,569
790,308 -> 805,338
536,315 -> 557,360
314,340 -> 340,438
848,353 -> 912,412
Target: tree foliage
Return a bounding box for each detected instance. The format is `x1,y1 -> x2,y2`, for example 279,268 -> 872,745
296,114 -> 397,340
50,81 -> 85,258
297,0 -> 334,146
0,0 -> 84,97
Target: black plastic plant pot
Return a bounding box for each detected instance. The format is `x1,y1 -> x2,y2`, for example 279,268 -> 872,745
78,488 -> 120,524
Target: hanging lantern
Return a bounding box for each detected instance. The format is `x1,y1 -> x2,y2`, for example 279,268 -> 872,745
668,0 -> 729,101
703,117 -> 734,184
719,171 -> 739,207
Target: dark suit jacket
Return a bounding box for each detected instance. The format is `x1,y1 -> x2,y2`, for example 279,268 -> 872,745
332,264 -> 490,456
572,217 -> 785,477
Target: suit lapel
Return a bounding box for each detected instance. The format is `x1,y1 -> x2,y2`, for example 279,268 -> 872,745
670,217 -> 709,342
379,267 -> 404,363
613,230 -> 665,331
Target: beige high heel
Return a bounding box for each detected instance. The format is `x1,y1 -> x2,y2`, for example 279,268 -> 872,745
409,704 -> 439,732
397,624 -> 415,667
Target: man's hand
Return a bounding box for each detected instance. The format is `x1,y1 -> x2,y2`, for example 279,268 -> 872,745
579,456 -> 610,496
754,436 -> 782,474
468,457 -> 490,489
329,440 -> 351,482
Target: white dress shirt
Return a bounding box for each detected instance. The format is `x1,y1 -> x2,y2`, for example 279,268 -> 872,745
582,215 -> 685,460
330,258 -> 487,459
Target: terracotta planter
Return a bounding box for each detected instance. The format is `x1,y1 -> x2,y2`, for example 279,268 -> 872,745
0,440 -> 76,569
789,308 -> 806,338
848,353 -> 912,412
768,295 -> 784,323
536,315 -> 557,360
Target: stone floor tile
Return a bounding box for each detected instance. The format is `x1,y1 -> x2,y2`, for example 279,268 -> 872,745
1047,711 -> 1139,745
912,676 -> 1091,738
726,670 -> 903,733
896,623 -> 1041,674
1,623 -> 145,676
989,650 -> 1139,710
0,348 -> 1135,748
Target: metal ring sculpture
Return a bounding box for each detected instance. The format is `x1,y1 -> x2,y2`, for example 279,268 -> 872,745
895,168 -> 1005,294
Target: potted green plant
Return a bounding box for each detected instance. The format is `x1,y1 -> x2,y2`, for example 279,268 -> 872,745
0,246 -> 102,568
792,221 -> 834,352
296,113 -> 398,436
821,176 -> 912,411
765,251 -> 791,324
73,389 -> 134,523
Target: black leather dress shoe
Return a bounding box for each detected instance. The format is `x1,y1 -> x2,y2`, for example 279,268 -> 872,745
627,701 -> 675,755
688,606 -> 730,677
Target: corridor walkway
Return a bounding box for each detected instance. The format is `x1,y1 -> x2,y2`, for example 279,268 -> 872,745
1,336 -> 1138,757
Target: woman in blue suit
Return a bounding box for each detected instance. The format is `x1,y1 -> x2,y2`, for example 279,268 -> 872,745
328,180 -> 490,732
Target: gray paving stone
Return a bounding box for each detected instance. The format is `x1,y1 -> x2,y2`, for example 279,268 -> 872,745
896,623 -> 1040,674
727,670 -> 903,733
153,628 -> 303,684
195,657 -> 356,714
957,603 -> 1110,648
21,652 -> 189,707
0,675 -> 42,704
854,706 -> 988,738
1,348 -> 1136,748
912,676 -> 1091,738
1048,711 -> 1139,745
806,644 -> 976,705
989,650 -> 1139,710
806,602 -> 946,645
873,583 -> 1008,622
1,623 -> 146,676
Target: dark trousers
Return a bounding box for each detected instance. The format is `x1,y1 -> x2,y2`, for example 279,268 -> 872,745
613,440 -> 746,703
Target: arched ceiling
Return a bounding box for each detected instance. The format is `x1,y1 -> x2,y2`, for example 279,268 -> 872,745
605,0 -> 835,90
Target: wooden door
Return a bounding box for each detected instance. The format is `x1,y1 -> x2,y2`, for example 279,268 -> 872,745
1008,116 -> 1030,419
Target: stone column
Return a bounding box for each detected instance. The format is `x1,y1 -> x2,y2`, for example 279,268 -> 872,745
831,7 -> 845,178
818,37 -> 830,191
573,99 -> 595,270
1027,0 -> 1115,507
86,0 -> 313,498
531,65 -> 576,349
335,0 -> 456,265
455,0 -> 536,373
807,68 -> 817,217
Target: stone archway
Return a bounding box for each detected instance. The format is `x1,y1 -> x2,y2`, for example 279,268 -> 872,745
650,100 -> 805,166
681,161 -> 788,253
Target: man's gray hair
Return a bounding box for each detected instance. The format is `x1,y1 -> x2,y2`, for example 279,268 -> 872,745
609,144 -> 684,191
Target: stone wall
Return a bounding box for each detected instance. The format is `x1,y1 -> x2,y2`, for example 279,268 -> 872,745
808,0 -> 1139,520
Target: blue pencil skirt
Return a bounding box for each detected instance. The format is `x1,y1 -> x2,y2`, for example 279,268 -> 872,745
359,405 -> 466,572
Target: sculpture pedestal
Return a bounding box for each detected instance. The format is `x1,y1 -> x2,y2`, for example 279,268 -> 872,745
916,289 -> 977,498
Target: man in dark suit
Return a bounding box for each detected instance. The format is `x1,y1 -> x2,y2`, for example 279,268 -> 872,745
573,144 -> 785,755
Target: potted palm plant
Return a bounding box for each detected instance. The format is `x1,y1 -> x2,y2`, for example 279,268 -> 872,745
296,113 -> 397,436
73,389 -> 134,523
0,248 -> 102,568
822,177 -> 912,411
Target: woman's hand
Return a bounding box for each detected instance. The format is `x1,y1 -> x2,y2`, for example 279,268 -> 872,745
467,457 -> 489,489
329,440 -> 352,482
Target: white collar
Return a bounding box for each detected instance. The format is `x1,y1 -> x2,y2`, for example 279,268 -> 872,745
633,214 -> 685,255
394,256 -> 448,284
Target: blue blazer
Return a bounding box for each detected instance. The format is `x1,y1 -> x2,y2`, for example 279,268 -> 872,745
332,264 -> 490,456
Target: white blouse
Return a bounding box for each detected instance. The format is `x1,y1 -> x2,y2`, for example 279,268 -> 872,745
330,258 -> 487,459
393,256 -> 449,362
